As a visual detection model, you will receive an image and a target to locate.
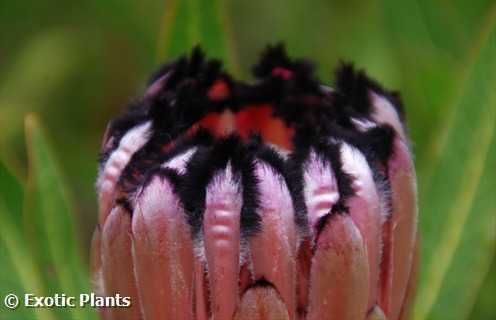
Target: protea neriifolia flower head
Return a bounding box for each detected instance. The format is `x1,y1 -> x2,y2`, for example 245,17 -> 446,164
93,45 -> 418,320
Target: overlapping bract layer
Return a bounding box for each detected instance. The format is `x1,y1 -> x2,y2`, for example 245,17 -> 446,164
93,45 -> 418,320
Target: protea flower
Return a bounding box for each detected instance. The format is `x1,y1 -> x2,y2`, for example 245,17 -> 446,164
92,45 -> 418,320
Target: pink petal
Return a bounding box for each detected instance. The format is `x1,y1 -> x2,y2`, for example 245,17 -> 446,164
379,138 -> 418,320
307,213 -> 369,320
193,261 -> 210,320
101,206 -> 142,320
340,143 -> 383,310
398,237 -> 419,320
248,162 -> 297,318
203,165 -> 242,320
296,239 -> 312,319
302,151 -> 339,229
369,91 -> 406,141
132,174 -> 194,320
97,122 -> 151,226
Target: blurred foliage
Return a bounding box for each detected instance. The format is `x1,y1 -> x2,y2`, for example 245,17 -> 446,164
0,0 -> 495,319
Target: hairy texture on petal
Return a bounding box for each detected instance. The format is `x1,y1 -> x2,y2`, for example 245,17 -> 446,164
307,213 -> 369,320
302,151 -> 339,230
97,122 -> 151,226
101,206 -> 141,320
132,173 -> 194,320
202,164 -> 243,320
179,136 -> 261,239
248,161 -> 297,318
350,89 -> 417,320
379,138 -> 418,320
369,91 -> 406,142
340,143 -> 382,310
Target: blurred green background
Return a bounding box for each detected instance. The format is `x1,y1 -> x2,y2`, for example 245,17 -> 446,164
0,0 -> 494,319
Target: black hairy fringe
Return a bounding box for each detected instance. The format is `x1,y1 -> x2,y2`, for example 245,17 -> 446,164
179,135 -> 261,239
252,44 -> 294,78
102,45 -> 403,160
140,167 -> 182,198
313,200 -> 350,240
334,62 -> 374,117
98,100 -> 149,167
289,128 -> 355,216
147,47 -> 229,133
324,123 -> 396,167
334,62 -> 405,121
247,135 -> 286,174
100,44 -> 404,237
247,135 -> 309,233
314,213 -> 331,238
115,167 -> 184,218
252,43 -> 315,82
246,277 -> 277,291
115,196 -> 133,214
115,129 -> 214,212
358,125 -> 396,166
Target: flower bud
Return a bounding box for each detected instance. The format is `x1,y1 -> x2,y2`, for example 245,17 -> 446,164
93,45 -> 418,320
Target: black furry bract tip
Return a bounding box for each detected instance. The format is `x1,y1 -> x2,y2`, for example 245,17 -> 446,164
98,44 -> 407,237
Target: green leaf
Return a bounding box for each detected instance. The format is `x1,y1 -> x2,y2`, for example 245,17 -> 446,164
379,0 -> 460,166
0,160 -> 24,231
24,114 -> 97,320
156,0 -> 239,73
0,31 -> 82,155
468,253 -> 496,319
0,160 -> 55,320
413,7 -> 496,320
416,0 -> 495,59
